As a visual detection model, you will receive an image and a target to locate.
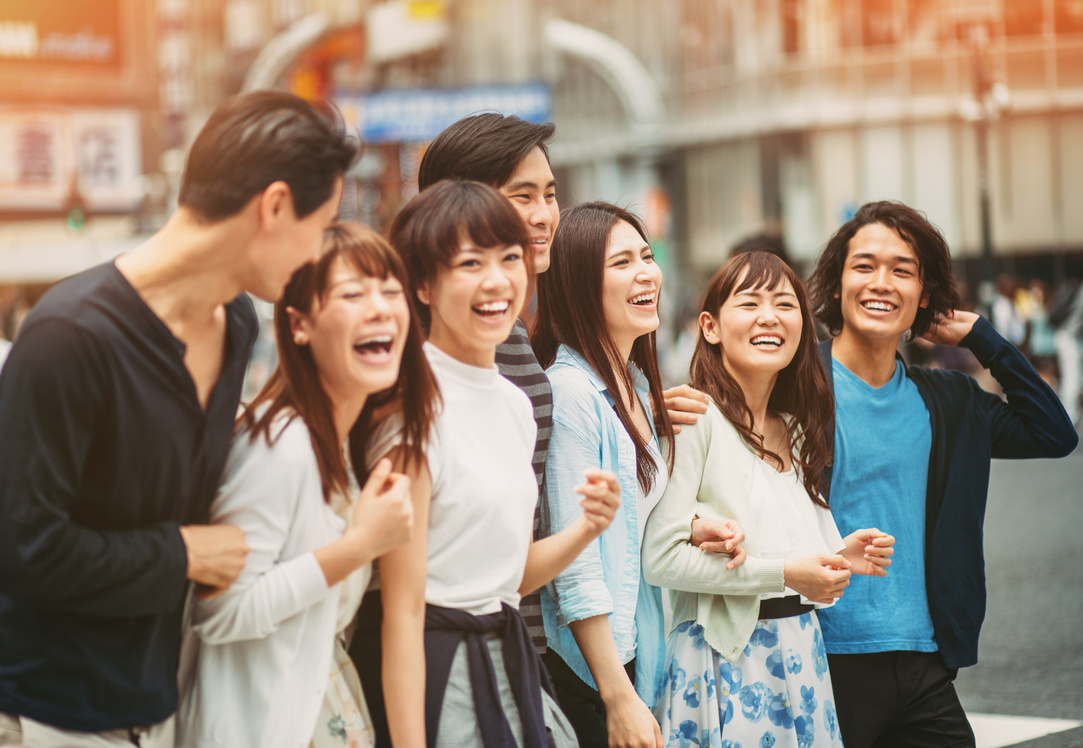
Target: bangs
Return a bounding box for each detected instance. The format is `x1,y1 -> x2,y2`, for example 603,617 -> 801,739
318,223 -> 406,294
457,197 -> 530,255
732,251 -> 790,295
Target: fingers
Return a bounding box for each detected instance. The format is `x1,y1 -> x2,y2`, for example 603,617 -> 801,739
725,545 -> 747,570
820,553 -> 851,570
361,458 -> 394,497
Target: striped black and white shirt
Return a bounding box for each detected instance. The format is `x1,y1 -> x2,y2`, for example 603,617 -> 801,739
495,318 -> 553,651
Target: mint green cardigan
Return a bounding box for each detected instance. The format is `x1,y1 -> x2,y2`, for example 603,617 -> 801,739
641,400 -> 787,662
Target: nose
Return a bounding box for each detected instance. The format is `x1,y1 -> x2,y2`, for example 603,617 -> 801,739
757,306 -> 779,325
870,265 -> 893,289
527,196 -> 550,228
480,260 -> 511,291
366,290 -> 392,319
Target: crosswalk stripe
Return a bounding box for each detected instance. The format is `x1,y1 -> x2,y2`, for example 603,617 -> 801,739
970,713 -> 1082,747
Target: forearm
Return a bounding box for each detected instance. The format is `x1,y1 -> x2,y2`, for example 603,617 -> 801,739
191,552 -> 328,643
382,602 -> 426,748
0,515 -> 190,615
313,530 -> 378,588
520,518 -> 596,596
568,615 -> 636,703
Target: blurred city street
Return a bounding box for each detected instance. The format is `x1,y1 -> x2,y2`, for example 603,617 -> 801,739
956,445 -> 1083,747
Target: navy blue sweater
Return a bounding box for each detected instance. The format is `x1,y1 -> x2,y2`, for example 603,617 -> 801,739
818,316 -> 1077,669
0,264 -> 257,730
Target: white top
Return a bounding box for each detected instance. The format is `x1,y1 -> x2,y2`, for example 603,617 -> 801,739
748,457 -> 845,605
367,342 -> 538,616
176,414 -> 371,748
637,438 -> 668,545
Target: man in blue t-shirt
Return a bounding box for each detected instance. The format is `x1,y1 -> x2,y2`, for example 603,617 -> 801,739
805,201 -> 1077,747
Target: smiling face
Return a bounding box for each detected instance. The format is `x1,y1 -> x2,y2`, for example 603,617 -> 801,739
837,222 -> 928,346
703,274 -> 803,384
289,255 -> 409,407
420,239 -> 527,367
602,219 -> 663,358
498,147 -> 558,274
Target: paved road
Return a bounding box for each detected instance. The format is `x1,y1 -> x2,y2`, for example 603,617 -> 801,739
955,440 -> 1083,747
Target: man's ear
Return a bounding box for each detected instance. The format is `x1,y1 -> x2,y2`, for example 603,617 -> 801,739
920,290 -> 930,309
258,181 -> 294,227
699,311 -> 721,345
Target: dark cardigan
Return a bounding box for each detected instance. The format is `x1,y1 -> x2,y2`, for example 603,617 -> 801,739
818,316 -> 1077,669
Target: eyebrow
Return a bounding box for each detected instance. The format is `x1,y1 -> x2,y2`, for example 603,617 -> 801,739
606,244 -> 650,261
733,288 -> 797,299
503,177 -> 558,192
850,251 -> 919,267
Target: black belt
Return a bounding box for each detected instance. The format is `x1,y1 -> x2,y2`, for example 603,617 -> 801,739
759,595 -> 814,619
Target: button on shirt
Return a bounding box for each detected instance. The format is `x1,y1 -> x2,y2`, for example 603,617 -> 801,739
0,262 -> 257,731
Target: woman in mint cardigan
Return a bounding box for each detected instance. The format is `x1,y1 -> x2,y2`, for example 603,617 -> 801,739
642,252 -> 894,748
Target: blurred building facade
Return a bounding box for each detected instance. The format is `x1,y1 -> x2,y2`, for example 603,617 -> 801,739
3,0 -> 1083,328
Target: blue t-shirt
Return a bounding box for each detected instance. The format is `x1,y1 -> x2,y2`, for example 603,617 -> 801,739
818,357 -> 938,655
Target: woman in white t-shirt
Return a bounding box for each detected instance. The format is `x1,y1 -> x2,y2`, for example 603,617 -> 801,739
354,180 -> 619,748
176,223 -> 439,748
642,251 -> 895,748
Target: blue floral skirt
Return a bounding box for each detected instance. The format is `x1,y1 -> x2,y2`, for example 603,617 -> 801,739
655,613 -> 844,748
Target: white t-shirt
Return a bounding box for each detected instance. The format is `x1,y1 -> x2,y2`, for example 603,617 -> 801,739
749,456 -> 845,606
367,342 -> 538,616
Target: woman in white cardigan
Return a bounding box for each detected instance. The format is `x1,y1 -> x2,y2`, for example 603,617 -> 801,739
642,251 -> 894,748
176,223 -> 439,748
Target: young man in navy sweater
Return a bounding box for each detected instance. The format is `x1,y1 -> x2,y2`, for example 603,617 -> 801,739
805,201 -> 1077,747
0,91 -> 356,746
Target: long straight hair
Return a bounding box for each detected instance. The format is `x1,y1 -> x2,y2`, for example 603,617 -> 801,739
532,201 -> 674,492
690,251 -> 833,506
241,222 -> 440,500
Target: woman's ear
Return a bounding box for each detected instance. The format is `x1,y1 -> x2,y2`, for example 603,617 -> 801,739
416,282 -> 431,306
699,311 -> 721,345
286,306 -> 310,346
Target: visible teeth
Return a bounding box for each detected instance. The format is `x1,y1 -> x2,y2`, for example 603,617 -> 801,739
532,238 -> 547,244
474,301 -> 510,313
630,293 -> 654,305
751,336 -> 782,347
863,301 -> 895,312
357,335 -> 392,346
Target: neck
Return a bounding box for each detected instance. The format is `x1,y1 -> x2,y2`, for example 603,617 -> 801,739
728,366 -> 777,431
830,328 -> 898,387
115,208 -> 252,329
327,387 -> 368,446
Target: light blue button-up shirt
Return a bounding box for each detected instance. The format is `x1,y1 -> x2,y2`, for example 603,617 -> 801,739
539,345 -> 667,707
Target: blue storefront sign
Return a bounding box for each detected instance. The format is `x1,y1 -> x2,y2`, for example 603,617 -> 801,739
336,82 -> 551,144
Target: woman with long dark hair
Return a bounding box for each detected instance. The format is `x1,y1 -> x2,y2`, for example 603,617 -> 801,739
176,223 -> 439,748
642,251 -> 893,748
531,202 -> 676,748
355,180 -> 614,748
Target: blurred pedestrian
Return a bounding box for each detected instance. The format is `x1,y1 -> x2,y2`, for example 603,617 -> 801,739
0,91 -> 357,746
176,224 -> 430,748
532,202 -> 675,748
805,201 -> 1077,748
1050,278 -> 1083,425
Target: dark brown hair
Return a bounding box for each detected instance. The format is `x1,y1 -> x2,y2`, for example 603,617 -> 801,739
807,200 -> 961,339
532,201 -> 675,492
241,222 -> 439,500
691,251 -> 834,506
418,113 -> 556,190
389,180 -> 532,331
179,91 -> 358,222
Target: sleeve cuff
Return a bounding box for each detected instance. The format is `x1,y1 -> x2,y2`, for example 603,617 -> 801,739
959,315 -> 1005,367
